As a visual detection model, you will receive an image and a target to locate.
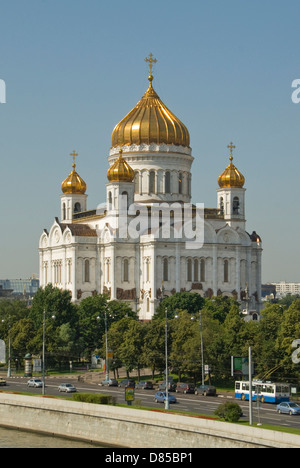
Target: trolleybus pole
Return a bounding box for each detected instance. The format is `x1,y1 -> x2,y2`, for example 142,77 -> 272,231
249,346 -> 253,425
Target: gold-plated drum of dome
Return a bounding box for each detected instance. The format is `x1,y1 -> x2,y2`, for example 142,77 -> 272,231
111,76 -> 190,148
61,151 -> 87,194
218,143 -> 245,188
107,150 -> 135,182
218,159 -> 245,188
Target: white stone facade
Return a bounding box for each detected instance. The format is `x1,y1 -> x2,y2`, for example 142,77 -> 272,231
39,142 -> 262,320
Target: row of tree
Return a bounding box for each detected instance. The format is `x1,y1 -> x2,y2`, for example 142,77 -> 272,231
0,285 -> 300,385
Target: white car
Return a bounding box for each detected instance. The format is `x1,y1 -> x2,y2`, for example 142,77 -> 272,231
27,378 -> 43,388
58,383 -> 77,393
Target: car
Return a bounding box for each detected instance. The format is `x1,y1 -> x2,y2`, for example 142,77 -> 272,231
0,378 -> 6,386
58,383 -> 77,393
277,402 -> 300,415
27,378 -> 43,388
175,383 -> 195,394
158,381 -> 177,392
195,385 -> 217,396
100,378 -> 118,387
118,379 -> 135,388
154,391 -> 177,404
136,380 -> 153,390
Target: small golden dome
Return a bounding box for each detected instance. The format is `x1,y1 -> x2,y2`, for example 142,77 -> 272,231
61,151 -> 87,194
111,74 -> 190,148
218,143 -> 245,188
107,150 -> 135,182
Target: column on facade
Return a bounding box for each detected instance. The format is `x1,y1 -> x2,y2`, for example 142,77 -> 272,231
111,244 -> 116,299
212,245 -> 217,295
246,247 -> 252,296
235,245 -> 241,300
175,243 -> 180,292
71,247 -> 76,300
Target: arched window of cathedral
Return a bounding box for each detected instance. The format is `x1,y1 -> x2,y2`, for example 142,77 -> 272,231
149,171 -> 155,194
108,191 -> 112,208
187,258 -> 192,282
224,259 -> 229,283
84,259 -> 90,283
134,172 -> 140,194
123,259 -> 129,282
146,259 -> 150,282
188,174 -> 191,197
74,202 -> 81,213
165,172 -> 171,193
233,197 -> 240,214
200,259 -> 205,282
178,173 -> 183,194
219,197 -> 224,215
163,258 -> 169,281
62,203 -> 66,220
122,191 -> 129,209
194,259 -> 199,282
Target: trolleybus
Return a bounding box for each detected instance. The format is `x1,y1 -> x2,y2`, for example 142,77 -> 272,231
235,381 -> 290,404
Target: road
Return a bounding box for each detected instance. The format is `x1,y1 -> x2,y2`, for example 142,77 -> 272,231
3,376 -> 300,430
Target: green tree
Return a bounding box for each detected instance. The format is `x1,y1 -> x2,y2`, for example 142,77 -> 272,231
275,299 -> 300,382
119,320 -> 146,379
155,292 -> 205,319
223,304 -> 246,357
78,294 -> 136,357
169,311 -> 200,382
10,318 -> 36,361
29,285 -> 77,330
101,317 -> 134,378
142,320 -> 166,378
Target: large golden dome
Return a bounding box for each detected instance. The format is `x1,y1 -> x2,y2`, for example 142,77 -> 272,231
61,151 -> 87,195
107,149 -> 135,182
111,75 -> 190,148
218,143 -> 245,188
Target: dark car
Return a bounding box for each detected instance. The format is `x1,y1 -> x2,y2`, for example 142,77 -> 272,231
158,381 -> 177,392
118,379 -> 135,388
0,378 -> 6,386
175,383 -> 195,394
136,380 -> 153,390
195,385 -> 217,396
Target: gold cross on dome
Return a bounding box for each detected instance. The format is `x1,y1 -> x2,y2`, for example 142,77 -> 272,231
145,53 -> 157,77
70,150 -> 78,167
227,142 -> 236,161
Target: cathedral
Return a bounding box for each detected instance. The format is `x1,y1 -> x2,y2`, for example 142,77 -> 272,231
39,55 -> 262,321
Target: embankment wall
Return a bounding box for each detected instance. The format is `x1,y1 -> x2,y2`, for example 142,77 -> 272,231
0,393 -> 299,448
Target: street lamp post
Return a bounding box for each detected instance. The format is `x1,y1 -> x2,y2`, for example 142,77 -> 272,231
165,308 -> 170,410
97,309 -> 109,382
190,311 -> 205,385
1,317 -> 11,378
199,311 -> 204,386
42,310 -> 55,396
42,308 -> 46,395
104,310 -> 109,381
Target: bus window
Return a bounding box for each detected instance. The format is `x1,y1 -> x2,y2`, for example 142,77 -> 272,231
235,382 -> 240,390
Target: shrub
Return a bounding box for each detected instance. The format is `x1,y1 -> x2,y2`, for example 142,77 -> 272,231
73,393 -> 116,405
214,402 -> 243,422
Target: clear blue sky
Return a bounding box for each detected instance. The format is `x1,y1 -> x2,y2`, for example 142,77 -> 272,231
0,0 -> 299,282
